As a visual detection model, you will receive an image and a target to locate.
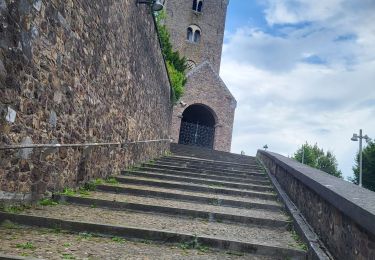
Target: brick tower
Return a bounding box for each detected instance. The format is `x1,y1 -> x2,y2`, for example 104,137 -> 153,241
165,0 -> 236,152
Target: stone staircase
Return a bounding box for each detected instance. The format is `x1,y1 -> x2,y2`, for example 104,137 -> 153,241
0,146 -> 307,259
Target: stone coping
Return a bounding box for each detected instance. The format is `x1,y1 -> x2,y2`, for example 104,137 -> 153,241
257,150 -> 375,237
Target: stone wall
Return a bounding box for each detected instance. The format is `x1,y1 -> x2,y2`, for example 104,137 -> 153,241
257,150 -> 375,260
0,0 -> 172,201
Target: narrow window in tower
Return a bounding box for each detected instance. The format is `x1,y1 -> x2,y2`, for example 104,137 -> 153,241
197,0 -> 203,12
192,0 -> 197,11
194,30 -> 201,43
187,27 -> 193,41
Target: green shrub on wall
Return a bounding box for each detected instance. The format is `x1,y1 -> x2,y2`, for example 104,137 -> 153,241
155,11 -> 187,102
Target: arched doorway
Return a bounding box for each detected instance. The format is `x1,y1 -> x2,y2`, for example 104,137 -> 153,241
178,104 -> 216,149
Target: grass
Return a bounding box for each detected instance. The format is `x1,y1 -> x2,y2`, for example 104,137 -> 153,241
16,242 -> 36,250
105,177 -> 119,185
1,220 -> 21,229
78,232 -> 93,240
62,253 -> 76,259
38,198 -> 58,206
0,204 -> 31,214
178,236 -> 209,253
61,188 -> 76,196
291,230 -> 308,251
111,236 -> 126,243
63,242 -> 72,247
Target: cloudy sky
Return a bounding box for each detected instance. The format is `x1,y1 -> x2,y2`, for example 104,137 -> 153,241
220,0 -> 375,180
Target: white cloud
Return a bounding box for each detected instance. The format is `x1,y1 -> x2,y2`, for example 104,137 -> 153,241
221,1 -> 375,179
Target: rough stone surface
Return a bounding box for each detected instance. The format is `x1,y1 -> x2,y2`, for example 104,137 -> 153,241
0,0 -> 172,199
170,62 -> 236,152
0,225 -> 270,259
258,151 -> 375,260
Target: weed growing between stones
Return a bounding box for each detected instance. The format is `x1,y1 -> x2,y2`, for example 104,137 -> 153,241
62,253 -> 76,259
179,236 -> 209,253
111,236 -> 126,243
0,204 -> 31,214
38,198 -> 58,206
15,242 -> 36,250
148,159 -> 155,165
105,177 -> 119,185
291,230 -> 308,251
164,150 -> 173,156
1,220 -> 21,229
61,188 -> 76,196
226,251 -> 244,256
128,164 -> 141,172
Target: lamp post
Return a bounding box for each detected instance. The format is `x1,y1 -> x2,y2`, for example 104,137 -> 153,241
351,129 -> 372,187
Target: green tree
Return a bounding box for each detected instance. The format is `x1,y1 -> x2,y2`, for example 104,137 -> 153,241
293,143 -> 342,178
350,141 -> 375,192
155,11 -> 187,102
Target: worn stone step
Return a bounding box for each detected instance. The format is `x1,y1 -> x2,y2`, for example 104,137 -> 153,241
134,166 -> 271,185
96,184 -> 282,211
0,227 -> 265,260
156,159 -> 263,173
53,194 -> 289,228
156,159 -> 261,173
0,225 -> 278,260
114,176 -> 277,200
0,212 -> 305,259
122,171 -> 273,192
142,163 -> 267,179
164,154 -> 258,167
170,144 -> 258,164
0,206 -> 305,259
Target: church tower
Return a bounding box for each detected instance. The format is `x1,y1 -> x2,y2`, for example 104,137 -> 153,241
165,0 -> 236,152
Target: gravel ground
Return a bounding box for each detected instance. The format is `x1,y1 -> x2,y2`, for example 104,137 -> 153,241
82,191 -> 288,221
102,183 -> 281,206
22,204 -> 298,248
0,224 -> 275,260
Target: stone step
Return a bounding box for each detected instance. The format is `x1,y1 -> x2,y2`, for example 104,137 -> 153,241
123,171 -> 273,192
53,194 -> 289,228
170,144 -> 258,164
0,225 -> 277,260
114,176 -> 277,200
134,166 -> 271,185
158,158 -> 260,171
142,163 -> 267,179
165,154 -> 258,165
96,184 -> 282,211
157,158 -> 262,172
0,206 -> 305,258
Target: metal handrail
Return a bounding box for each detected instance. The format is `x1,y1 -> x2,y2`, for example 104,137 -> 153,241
0,139 -> 172,150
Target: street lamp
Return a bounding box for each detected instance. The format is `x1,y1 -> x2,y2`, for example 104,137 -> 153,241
351,129 -> 372,187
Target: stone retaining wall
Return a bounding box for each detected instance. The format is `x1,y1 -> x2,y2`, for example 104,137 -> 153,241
257,150 -> 375,260
0,0 -> 172,201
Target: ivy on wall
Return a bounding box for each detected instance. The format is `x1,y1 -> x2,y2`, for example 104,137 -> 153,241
155,11 -> 187,102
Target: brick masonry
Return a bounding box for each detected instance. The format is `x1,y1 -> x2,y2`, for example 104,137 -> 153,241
170,62 -> 236,152
0,0 -> 172,201
165,0 -> 229,73
258,150 -> 375,260
165,0 -> 236,152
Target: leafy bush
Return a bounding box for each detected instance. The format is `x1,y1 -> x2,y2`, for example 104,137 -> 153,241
155,11 -> 187,102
